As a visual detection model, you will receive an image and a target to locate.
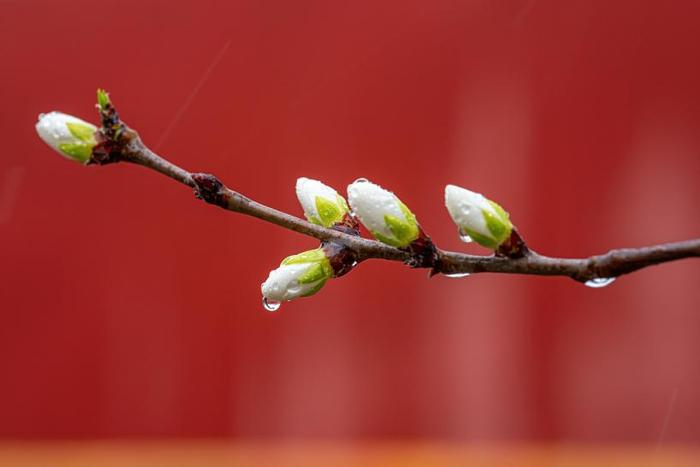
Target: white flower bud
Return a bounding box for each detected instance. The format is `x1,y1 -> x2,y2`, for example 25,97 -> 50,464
261,248 -> 333,302
295,177 -> 349,227
444,184 -> 513,249
347,179 -> 419,248
35,112 -> 97,164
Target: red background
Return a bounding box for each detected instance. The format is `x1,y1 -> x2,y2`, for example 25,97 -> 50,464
1,0 -> 699,443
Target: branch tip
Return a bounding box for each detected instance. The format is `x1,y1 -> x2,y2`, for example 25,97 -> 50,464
96,88 -> 111,111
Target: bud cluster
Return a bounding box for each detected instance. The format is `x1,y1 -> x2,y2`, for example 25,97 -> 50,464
33,92 -> 523,310
258,175 -> 521,307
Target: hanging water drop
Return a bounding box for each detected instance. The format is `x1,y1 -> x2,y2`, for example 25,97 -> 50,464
458,228 -> 472,243
584,277 -> 616,288
445,272 -> 470,278
353,177 -> 369,184
262,297 -> 281,312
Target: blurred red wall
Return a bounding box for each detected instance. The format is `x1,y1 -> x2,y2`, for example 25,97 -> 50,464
1,0 -> 699,442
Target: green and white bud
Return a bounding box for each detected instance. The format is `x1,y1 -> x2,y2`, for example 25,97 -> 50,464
261,248 -> 333,302
347,179 -> 419,248
35,112 -> 97,164
444,184 -> 513,249
295,177 -> 349,227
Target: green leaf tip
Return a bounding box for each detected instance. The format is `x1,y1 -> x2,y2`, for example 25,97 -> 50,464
97,88 -> 111,110
297,262 -> 332,285
66,122 -> 96,145
281,248 -> 327,266
483,200 -> 512,246
377,200 -> 419,248
58,143 -> 93,163
384,213 -> 418,247
315,196 -> 344,227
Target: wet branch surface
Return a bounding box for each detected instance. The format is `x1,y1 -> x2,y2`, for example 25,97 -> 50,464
92,109 -> 700,284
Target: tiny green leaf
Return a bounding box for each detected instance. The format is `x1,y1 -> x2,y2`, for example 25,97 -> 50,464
298,262 -> 329,284
97,88 -> 111,110
336,194 -> 349,213
58,143 -> 92,163
397,200 -> 417,226
315,196 -> 343,227
377,200 -> 419,248
483,200 -> 512,246
488,200 -> 510,223
384,214 -> 417,247
66,122 -> 96,145
483,210 -> 507,241
462,226 -> 499,249
281,248 -> 326,266
308,216 -> 323,226
300,277 -> 328,297
371,229 -> 405,248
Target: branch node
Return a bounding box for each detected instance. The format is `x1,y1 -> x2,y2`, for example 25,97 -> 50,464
331,214 -> 361,236
192,173 -> 227,207
496,228 -> 529,259
404,229 -> 440,272
322,240 -> 359,278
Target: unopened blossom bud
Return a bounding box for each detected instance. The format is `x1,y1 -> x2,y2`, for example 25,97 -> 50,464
35,112 -> 97,164
444,184 -> 513,249
261,248 -> 333,302
295,177 -> 349,227
347,179 -> 419,248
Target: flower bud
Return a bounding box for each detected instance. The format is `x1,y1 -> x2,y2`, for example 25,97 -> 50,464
347,179 -> 419,248
261,248 -> 333,302
444,184 -> 513,249
295,177 -> 349,227
35,112 -> 97,164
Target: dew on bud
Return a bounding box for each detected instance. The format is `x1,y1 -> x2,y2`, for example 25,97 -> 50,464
353,177 -> 369,184
584,277 -> 616,288
262,297 -> 281,312
458,228 -> 472,243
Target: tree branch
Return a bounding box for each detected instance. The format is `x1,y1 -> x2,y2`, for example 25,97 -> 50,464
90,109 -> 699,285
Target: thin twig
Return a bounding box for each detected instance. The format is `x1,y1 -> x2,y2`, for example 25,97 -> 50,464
94,119 -> 700,284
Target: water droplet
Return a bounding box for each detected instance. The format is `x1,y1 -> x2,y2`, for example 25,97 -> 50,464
351,261 -> 358,267
584,277 -> 616,288
262,297 -> 281,312
458,228 -> 472,243
445,272 -> 470,278
353,177 -> 368,184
